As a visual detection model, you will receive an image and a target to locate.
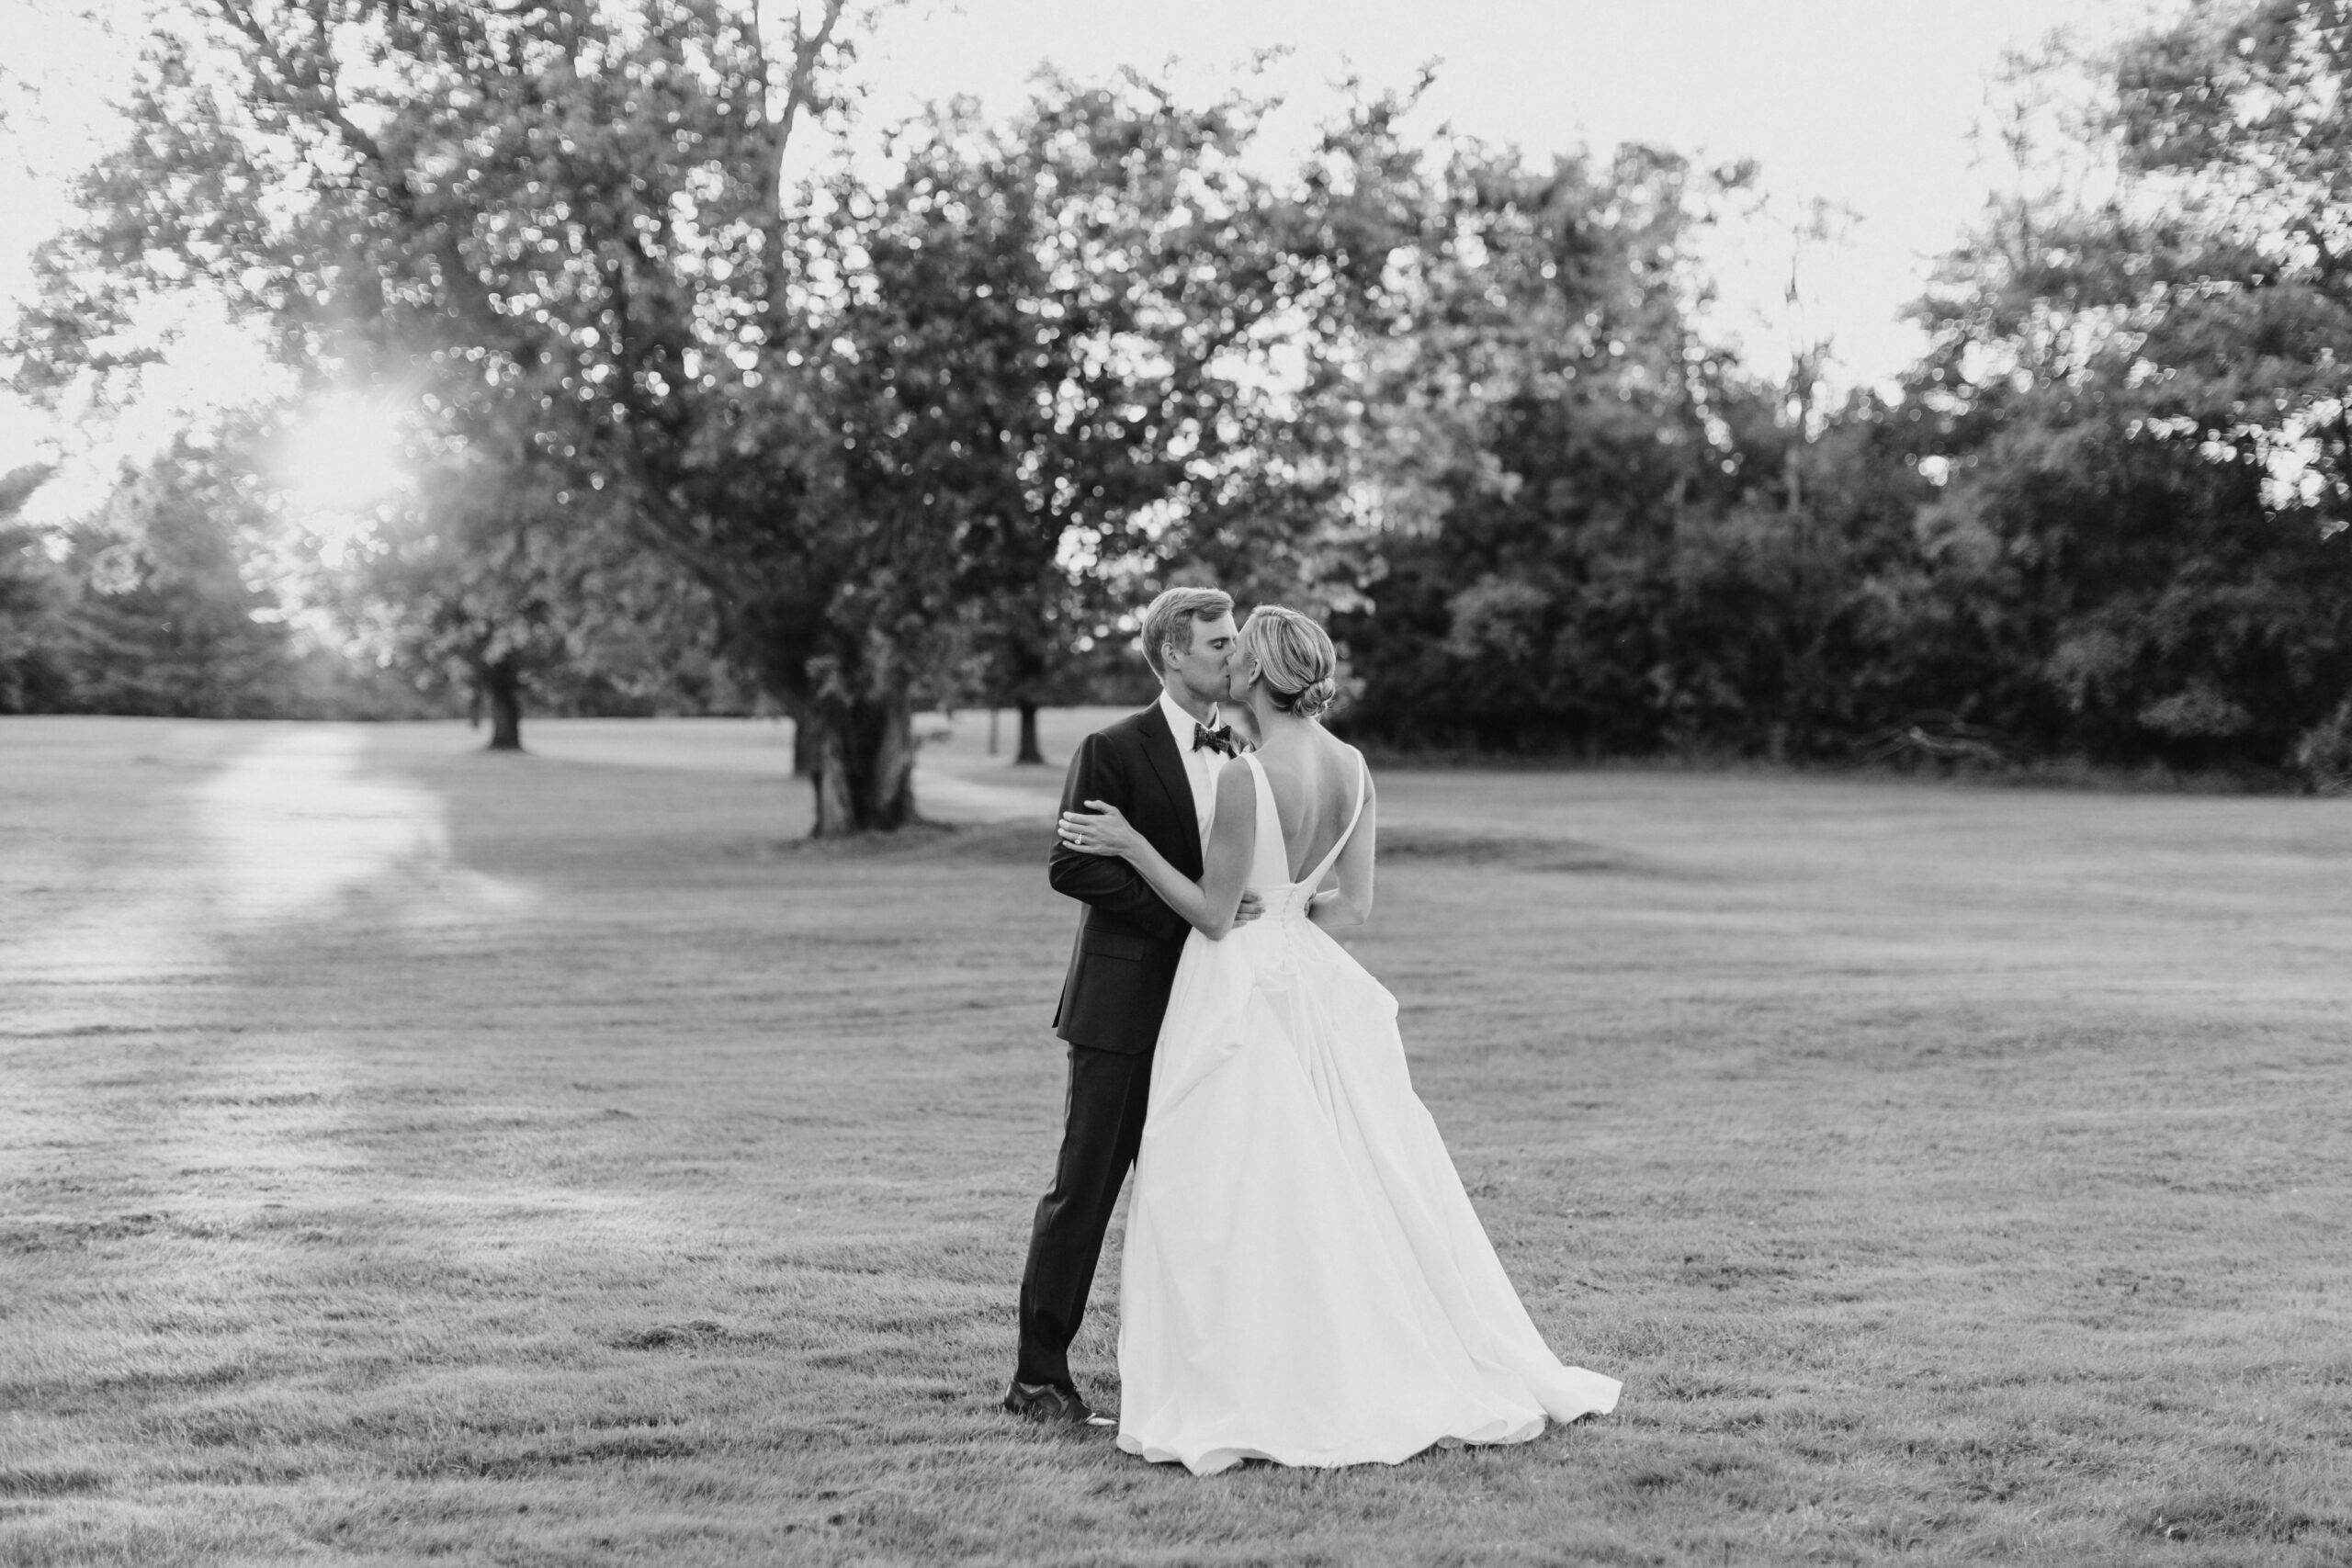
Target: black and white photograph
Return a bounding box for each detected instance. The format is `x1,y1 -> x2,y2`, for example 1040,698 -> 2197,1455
3,1 -> 2347,1562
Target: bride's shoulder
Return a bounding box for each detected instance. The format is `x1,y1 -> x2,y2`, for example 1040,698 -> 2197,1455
1210,753 -> 1259,820
1320,731 -> 1369,774
1329,738 -> 1374,810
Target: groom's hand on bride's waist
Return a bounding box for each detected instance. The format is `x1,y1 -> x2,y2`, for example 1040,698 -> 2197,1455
1233,890 -> 1264,926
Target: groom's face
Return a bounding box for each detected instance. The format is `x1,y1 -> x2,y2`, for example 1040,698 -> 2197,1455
1166,611 -> 1240,706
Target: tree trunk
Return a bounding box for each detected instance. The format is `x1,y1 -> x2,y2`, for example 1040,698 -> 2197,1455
1014,699 -> 1045,764
791,712 -> 817,777
1784,364 -> 1815,516
481,659 -> 524,751
805,689 -> 917,835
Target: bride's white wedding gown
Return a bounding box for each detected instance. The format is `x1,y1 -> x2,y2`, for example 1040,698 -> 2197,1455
1115,750 -> 1621,1475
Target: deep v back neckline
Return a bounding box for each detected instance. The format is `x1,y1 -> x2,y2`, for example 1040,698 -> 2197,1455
1245,750 -> 1367,886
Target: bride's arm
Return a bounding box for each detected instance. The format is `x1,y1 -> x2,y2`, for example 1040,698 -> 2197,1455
1058,761 -> 1258,940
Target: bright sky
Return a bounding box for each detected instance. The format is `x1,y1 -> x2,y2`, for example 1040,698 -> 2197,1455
856,0 -> 2165,384
0,0 -> 2167,477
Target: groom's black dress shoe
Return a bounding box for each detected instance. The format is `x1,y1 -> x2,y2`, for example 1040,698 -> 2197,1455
1004,1380 -> 1114,1427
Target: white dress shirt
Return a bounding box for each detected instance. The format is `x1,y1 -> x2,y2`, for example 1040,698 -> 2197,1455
1158,690 -> 1226,847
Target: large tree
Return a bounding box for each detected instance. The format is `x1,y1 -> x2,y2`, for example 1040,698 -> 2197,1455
564,69 -> 1323,827
854,79 -> 1319,770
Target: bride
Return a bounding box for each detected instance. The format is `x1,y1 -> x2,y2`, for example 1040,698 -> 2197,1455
1056,604 -> 1621,1475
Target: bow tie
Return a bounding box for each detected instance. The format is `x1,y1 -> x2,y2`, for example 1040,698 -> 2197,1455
1192,721 -> 1238,758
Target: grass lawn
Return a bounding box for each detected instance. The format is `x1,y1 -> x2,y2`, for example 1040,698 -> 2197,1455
2,711 -> 2347,1567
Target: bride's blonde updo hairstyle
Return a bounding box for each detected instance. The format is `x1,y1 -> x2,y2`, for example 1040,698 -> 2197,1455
1239,604 -> 1340,721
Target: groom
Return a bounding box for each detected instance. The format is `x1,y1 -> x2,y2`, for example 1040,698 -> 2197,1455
1007,585 -> 1257,1426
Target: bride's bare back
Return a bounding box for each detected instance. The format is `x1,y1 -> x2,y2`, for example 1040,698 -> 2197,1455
1249,730 -> 1377,923
1251,732 -> 1356,881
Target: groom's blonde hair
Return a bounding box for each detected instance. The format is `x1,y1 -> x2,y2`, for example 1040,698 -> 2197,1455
1139,587 -> 1235,676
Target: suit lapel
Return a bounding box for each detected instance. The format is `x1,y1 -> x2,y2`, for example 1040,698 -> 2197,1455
1132,705 -> 1203,876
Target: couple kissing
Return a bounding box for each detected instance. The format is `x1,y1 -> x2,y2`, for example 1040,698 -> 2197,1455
1007,587 -> 1620,1477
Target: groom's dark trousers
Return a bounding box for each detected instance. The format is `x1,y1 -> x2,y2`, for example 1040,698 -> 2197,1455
1016,705 -> 1203,1393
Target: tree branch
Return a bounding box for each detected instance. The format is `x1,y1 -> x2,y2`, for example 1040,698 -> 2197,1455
211,0 -> 390,165
209,0 -> 503,336
751,0 -> 855,344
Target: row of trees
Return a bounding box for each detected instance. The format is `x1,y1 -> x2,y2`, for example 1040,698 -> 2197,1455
6,0 -> 2349,816
1329,0 -> 2352,784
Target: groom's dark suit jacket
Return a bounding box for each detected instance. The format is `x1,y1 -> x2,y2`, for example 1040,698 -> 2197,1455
1049,705 -> 1204,1055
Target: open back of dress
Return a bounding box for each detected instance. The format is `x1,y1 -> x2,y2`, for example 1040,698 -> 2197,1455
1251,746 -> 1366,886
1241,750 -> 1363,920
